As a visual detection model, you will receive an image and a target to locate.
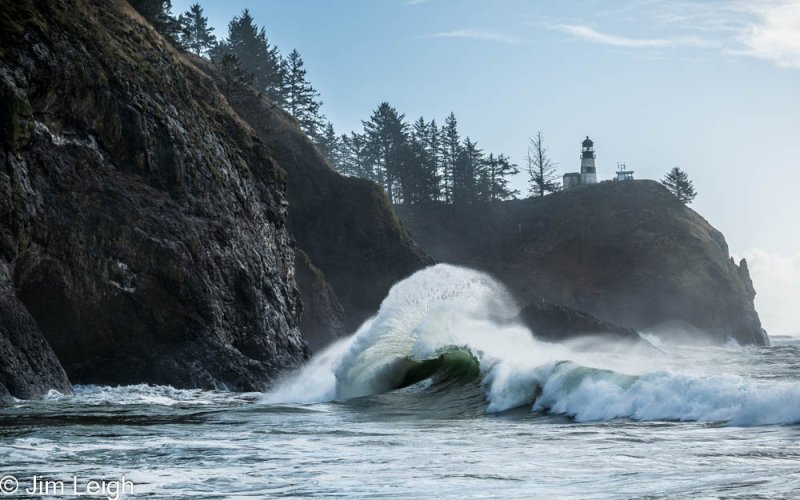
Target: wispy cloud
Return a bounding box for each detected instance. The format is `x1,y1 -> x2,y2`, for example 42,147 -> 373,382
641,0 -> 800,68
405,0 -> 429,5
548,1 -> 800,69
425,28 -> 520,44
737,1 -> 800,68
554,24 -> 717,49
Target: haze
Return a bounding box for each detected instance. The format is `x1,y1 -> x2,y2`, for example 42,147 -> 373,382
174,0 -> 800,334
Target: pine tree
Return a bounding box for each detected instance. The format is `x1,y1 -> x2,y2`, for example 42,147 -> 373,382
339,132 -> 373,180
441,113 -> 461,204
410,117 -> 440,203
453,138 -> 485,205
661,167 -> 697,204
213,9 -> 286,105
527,131 -> 560,197
284,49 -> 324,139
180,3 -> 216,58
216,54 -> 253,93
363,103 -> 409,204
485,153 -> 520,202
426,119 -> 443,202
335,106 -> 517,205
315,122 -> 343,168
130,0 -> 184,46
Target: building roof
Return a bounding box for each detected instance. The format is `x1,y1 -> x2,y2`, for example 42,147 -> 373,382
582,136 -> 593,147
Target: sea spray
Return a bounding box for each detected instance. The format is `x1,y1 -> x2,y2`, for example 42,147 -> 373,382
266,264 -> 526,402
264,264 -> 800,426
266,264 -> 593,405
531,363 -> 800,425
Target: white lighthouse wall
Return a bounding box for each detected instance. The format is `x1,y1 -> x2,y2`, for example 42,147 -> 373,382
581,173 -> 597,184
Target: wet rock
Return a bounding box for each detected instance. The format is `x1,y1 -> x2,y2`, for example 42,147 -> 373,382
203,58 -> 432,333
516,302 -> 641,343
398,181 -> 768,346
294,248 -> 346,353
0,0 -> 308,393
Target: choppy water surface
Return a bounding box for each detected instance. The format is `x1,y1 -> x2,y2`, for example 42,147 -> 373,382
2,265 -> 799,498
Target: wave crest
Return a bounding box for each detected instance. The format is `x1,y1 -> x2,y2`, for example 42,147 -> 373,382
264,264 -> 800,426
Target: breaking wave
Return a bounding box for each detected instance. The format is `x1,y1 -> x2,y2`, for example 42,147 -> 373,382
264,264 -> 800,426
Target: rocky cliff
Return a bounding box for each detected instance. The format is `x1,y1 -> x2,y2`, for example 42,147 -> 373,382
0,0 -> 430,400
515,302 -> 642,344
293,248 -> 346,352
200,62 -> 431,332
1,0 -> 311,396
397,181 -> 768,345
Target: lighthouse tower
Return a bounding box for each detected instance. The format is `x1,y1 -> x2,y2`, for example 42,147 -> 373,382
562,136 -> 600,189
580,136 -> 597,184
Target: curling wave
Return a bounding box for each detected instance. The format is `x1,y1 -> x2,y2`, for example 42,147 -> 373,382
264,264 -> 800,426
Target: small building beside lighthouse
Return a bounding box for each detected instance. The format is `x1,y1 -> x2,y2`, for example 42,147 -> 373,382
614,162 -> 635,182
563,136 -> 599,189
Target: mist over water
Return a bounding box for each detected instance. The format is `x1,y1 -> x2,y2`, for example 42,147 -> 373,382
3,264 -> 800,497
266,264 -> 800,426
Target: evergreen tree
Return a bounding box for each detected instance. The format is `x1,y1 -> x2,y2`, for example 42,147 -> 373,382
130,0 -> 184,46
426,119 -> 443,202
527,131 -> 560,197
213,9 -> 286,104
339,132 -> 371,179
453,138 -> 485,205
180,3 -> 216,57
441,113 -> 461,204
284,49 -> 324,139
363,103 -> 410,204
396,140 -> 419,205
410,117 -> 441,203
334,105 -> 518,206
484,153 -> 520,202
661,167 -> 697,204
315,122 -> 343,167
216,54 -> 253,93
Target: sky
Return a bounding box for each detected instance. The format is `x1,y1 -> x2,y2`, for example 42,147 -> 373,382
173,0 -> 800,334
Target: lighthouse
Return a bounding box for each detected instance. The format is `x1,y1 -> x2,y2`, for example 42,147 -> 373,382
580,137 -> 597,184
562,136 -> 599,189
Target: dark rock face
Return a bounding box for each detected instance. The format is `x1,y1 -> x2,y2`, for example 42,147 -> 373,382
0,267 -> 72,403
516,302 -> 641,343
0,0 -> 308,392
398,181 -> 768,346
294,248 -> 346,352
205,64 -> 432,333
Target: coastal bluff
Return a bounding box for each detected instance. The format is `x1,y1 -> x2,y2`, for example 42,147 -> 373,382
0,0 -> 427,399
397,180 -> 768,346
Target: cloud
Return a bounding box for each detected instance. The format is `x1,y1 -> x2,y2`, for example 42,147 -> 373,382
645,0 -> 800,68
405,0 -> 429,4
649,1 -> 750,33
738,1 -> 800,68
555,24 -> 671,48
740,249 -> 800,335
551,1 -> 800,69
425,28 -> 520,44
554,24 -> 718,49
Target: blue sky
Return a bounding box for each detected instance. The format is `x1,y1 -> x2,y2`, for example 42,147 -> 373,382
173,0 -> 800,334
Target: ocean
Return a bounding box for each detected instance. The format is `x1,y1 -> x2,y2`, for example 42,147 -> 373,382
2,265 -> 799,498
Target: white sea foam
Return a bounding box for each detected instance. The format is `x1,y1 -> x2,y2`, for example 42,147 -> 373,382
43,384 -> 260,406
529,363 -> 800,425
265,264 -> 526,403
264,264 -> 800,426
